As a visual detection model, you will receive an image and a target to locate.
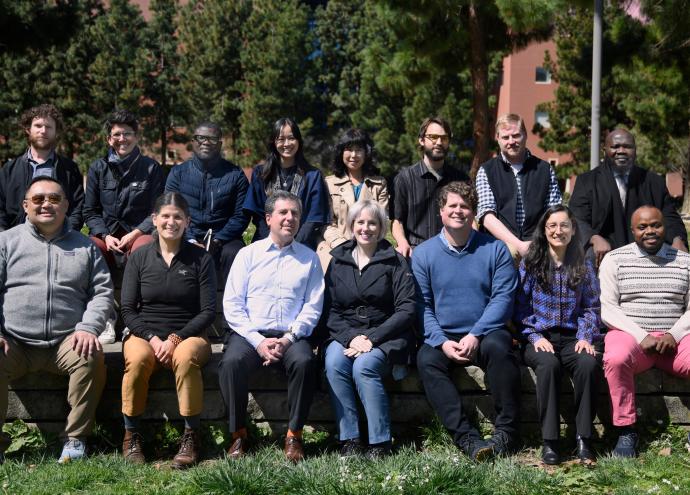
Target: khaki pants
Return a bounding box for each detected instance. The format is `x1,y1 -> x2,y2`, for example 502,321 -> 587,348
0,335 -> 106,439
121,335 -> 211,417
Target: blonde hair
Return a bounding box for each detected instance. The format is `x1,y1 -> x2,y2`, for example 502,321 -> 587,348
346,200 -> 388,241
495,113 -> 526,135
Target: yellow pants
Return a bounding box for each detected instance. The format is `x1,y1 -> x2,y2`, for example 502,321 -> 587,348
121,334 -> 211,417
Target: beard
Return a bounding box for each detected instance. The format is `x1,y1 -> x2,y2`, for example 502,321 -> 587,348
423,145 -> 447,162
29,134 -> 56,152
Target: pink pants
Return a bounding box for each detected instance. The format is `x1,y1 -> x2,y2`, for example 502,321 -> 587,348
603,330 -> 690,426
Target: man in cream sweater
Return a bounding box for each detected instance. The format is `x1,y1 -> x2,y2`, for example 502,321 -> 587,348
600,205 -> 690,457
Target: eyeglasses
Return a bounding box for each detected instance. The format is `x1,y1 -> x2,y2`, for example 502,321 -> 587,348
275,136 -> 297,145
110,131 -> 135,140
545,222 -> 572,232
424,134 -> 449,144
194,135 -> 220,145
26,193 -> 63,205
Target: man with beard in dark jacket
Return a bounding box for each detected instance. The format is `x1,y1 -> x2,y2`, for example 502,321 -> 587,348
165,121 -> 249,284
0,104 -> 84,231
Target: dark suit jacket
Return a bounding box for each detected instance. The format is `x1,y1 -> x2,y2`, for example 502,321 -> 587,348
569,163 -> 687,250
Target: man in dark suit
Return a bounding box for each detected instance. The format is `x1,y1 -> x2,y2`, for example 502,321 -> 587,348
569,129 -> 687,266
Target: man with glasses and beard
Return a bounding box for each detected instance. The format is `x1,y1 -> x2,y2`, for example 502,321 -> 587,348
475,113 -> 562,259
0,104 -> 84,232
165,122 -> 249,284
391,117 -> 469,258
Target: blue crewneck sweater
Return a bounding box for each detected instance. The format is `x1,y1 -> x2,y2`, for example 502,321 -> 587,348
411,230 -> 517,347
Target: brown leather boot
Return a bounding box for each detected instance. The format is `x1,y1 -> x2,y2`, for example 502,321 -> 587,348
172,428 -> 200,469
227,437 -> 249,460
122,430 -> 145,464
284,436 -> 304,463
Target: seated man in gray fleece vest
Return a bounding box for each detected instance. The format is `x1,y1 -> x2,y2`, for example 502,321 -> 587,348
0,177 -> 113,464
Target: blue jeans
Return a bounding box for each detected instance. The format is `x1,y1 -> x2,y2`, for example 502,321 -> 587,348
324,340 -> 392,444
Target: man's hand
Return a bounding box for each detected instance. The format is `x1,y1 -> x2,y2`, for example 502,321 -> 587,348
190,241 -> 206,250
591,235 -> 612,267
72,330 -> 102,359
118,229 -> 143,250
457,334 -> 479,361
104,234 -> 123,253
257,338 -> 282,366
274,336 -> 293,356
574,339 -> 596,356
395,240 -> 412,258
533,337 -> 555,353
656,333 -> 678,355
639,334 -> 659,354
516,240 -> 531,258
441,340 -> 468,363
0,337 -> 8,356
672,237 -> 688,253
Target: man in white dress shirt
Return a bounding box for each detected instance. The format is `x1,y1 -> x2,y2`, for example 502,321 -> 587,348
220,190 -> 324,463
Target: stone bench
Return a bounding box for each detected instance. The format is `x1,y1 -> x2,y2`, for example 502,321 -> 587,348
7,343 -> 690,436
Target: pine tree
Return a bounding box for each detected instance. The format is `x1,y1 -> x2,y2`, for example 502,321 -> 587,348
236,0 -> 313,168
177,0 -> 251,161
138,0 -> 185,167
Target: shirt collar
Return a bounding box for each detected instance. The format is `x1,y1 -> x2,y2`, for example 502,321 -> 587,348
261,235 -> 296,253
415,160 -> 444,178
439,228 -> 475,253
633,241 -> 672,259
26,147 -> 56,166
499,149 -> 532,168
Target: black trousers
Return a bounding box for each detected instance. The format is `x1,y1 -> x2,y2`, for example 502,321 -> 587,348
218,332 -> 317,433
522,331 -> 603,440
416,329 -> 521,446
213,239 -> 245,286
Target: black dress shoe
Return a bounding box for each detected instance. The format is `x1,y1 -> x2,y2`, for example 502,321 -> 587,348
542,440 -> 560,465
576,436 -> 595,462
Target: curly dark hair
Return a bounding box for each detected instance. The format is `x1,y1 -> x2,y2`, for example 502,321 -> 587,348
19,104 -> 64,134
330,128 -> 379,178
437,181 -> 477,213
523,205 -> 586,290
259,117 -> 313,185
104,109 -> 139,134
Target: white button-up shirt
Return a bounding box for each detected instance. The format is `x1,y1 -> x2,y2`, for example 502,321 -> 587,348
223,236 -> 325,348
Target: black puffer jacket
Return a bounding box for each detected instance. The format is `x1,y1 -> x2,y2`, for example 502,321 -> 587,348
324,239 -> 417,364
83,148 -> 165,236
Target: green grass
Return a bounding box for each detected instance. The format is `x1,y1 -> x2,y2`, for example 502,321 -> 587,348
3,426 -> 690,495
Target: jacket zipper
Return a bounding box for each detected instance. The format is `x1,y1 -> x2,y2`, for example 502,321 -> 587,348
45,242 -> 53,341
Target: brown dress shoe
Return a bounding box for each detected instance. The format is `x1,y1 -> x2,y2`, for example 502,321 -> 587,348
172,428 -> 200,469
284,436 -> 304,463
227,437 -> 248,459
122,430 -> 145,464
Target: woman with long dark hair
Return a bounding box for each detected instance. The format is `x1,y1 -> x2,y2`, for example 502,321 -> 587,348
514,205 -> 602,465
243,117 -> 330,249
316,128 -> 388,270
120,192 -> 216,469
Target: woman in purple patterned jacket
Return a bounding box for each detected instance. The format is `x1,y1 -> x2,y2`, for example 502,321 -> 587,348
514,205 -> 602,465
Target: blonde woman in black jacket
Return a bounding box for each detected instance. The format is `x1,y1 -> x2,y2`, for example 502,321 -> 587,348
324,200 -> 416,459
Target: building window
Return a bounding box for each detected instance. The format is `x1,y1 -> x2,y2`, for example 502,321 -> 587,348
535,67 -> 551,84
535,111 -> 551,129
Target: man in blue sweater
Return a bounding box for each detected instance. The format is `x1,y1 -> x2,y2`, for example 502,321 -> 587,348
412,181 -> 520,461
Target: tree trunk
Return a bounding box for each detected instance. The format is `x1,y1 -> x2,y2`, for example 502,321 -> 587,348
682,118 -> 690,216
159,120 -> 168,168
468,0 -> 492,179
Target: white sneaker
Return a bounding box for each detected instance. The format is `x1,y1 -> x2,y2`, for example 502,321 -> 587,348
98,318 -> 116,344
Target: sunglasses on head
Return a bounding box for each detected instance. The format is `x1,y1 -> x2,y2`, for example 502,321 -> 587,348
26,193 -> 63,205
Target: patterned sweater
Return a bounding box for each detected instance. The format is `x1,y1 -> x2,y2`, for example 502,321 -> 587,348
599,242 -> 690,343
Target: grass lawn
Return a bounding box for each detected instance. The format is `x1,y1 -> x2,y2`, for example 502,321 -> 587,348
2,425 -> 690,495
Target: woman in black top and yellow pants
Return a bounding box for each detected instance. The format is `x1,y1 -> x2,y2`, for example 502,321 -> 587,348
120,192 -> 216,468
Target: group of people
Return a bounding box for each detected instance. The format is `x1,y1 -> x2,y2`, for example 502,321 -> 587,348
0,104 -> 689,469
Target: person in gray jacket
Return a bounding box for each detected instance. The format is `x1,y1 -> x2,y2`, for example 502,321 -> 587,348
0,177 -> 113,464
